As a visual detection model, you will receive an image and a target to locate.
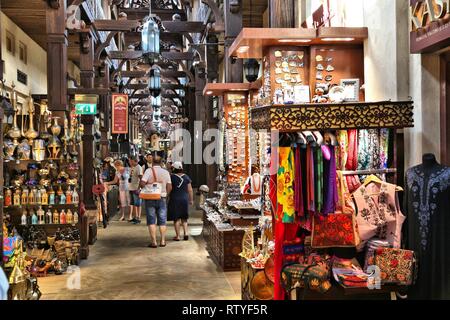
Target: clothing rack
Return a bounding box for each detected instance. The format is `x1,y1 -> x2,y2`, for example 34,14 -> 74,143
339,168 -> 397,176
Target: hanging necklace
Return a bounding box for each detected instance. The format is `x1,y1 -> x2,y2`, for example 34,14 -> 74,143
252,174 -> 261,193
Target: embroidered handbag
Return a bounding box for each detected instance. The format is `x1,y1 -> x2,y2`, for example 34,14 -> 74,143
311,213 -> 360,248
139,167 -> 162,200
374,248 -> 417,286
281,258 -> 332,294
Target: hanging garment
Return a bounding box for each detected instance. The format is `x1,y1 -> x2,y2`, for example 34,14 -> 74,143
353,181 -> 405,251
336,171 -> 356,214
345,129 -> 361,193
322,146 -> 338,214
277,147 -> 296,223
294,147 -> 304,217
315,147 -> 324,213
405,164 -> 450,299
336,130 -> 349,170
306,146 -> 315,214
379,129 -> 390,169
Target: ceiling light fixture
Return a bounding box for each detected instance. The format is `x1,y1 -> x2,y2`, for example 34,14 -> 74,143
206,91 -> 213,95
237,45 -> 250,53
278,39 -> 312,43
321,37 -> 355,42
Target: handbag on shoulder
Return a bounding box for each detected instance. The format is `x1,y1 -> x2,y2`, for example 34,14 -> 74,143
139,167 -> 162,200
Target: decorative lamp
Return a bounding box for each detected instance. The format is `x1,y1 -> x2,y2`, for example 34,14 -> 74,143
141,18 -> 160,66
149,68 -> 161,97
244,59 -> 260,83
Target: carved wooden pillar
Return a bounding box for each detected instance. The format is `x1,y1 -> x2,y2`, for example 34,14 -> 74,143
97,61 -> 110,158
79,32 -> 96,210
269,0 -> 295,28
224,0 -> 243,83
46,0 -> 68,112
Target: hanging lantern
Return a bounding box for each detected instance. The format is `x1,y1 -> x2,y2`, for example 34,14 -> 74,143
149,68 -> 161,97
152,95 -> 161,109
141,18 -> 160,66
244,59 -> 260,83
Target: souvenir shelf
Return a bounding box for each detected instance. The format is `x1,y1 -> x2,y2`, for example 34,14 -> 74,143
250,101 -> 415,131
2,86 -> 83,252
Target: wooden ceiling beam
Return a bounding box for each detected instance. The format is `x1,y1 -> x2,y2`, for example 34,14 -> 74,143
162,21 -> 205,33
161,51 -> 195,61
120,70 -> 147,78
93,19 -> 140,31
109,50 -> 143,60
161,70 -> 186,78
120,8 -> 186,21
126,83 -> 148,90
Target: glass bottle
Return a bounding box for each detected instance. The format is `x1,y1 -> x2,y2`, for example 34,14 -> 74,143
66,189 -> 72,204
73,210 -> 79,224
21,210 -> 27,225
37,206 -> 45,224
5,189 -> 12,207
45,208 -> 52,224
59,209 -> 66,224
21,188 -> 28,205
36,188 -> 42,204
56,185 -> 63,204
29,188 -> 36,205
49,188 -> 56,205
41,189 -> 48,205
26,210 -> 32,225
31,210 -> 38,225
13,189 -> 21,206
52,209 -> 59,224
60,192 -> 66,205
72,187 -> 79,204
66,209 -> 73,224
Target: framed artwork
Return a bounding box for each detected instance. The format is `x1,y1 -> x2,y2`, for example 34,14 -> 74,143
294,85 -> 310,103
340,79 -> 360,102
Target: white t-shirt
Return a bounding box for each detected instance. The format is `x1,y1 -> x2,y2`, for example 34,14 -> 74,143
141,165 -> 172,197
129,164 -> 143,191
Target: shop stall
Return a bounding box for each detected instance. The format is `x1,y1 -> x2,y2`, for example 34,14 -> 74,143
1,83 -> 84,299
223,27 -> 416,300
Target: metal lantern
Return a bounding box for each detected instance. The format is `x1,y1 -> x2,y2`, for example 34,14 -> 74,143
149,68 -> 161,97
152,95 -> 161,109
141,18 -> 160,65
244,59 -> 260,83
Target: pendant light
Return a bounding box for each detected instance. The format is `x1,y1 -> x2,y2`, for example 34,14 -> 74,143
141,4 -> 160,66
149,68 -> 161,97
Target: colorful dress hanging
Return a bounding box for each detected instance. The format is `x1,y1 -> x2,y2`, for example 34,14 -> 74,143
306,146 -> 315,215
315,147 -> 323,213
322,145 -> 338,214
294,147 -> 304,217
276,147 -> 296,223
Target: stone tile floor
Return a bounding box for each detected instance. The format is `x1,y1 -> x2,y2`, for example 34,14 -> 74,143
37,211 -> 241,300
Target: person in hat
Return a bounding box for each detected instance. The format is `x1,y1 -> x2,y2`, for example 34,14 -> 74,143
167,161 -> 193,241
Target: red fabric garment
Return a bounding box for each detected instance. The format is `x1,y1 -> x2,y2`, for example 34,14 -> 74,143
273,221 -> 299,300
346,129 -> 361,193
294,147 -> 304,217
306,145 -> 315,214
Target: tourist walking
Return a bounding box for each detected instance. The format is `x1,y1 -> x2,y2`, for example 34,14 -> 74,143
140,153 -> 172,248
129,156 -> 143,224
105,160 -> 130,221
167,162 -> 194,241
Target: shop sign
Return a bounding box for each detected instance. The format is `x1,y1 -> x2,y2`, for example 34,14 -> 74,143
74,94 -> 98,115
112,93 -> 129,134
410,0 -> 450,53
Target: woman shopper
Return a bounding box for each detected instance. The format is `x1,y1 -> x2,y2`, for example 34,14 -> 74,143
105,160 -> 131,221
167,161 -> 194,241
129,156 -> 143,224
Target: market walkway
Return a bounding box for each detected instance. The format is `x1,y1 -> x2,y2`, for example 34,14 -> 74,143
37,211 -> 241,300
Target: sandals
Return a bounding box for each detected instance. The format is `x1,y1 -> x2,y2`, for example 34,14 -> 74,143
183,235 -> 189,241
160,242 -> 166,247
148,243 -> 158,248
119,217 -> 125,221
173,237 -> 181,241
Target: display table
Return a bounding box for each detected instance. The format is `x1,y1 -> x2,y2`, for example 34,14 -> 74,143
293,284 -> 407,300
202,211 -> 244,271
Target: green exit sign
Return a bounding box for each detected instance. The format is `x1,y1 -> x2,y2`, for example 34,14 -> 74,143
75,103 -> 97,115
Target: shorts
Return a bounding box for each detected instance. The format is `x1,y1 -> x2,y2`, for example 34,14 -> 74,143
119,190 -> 130,207
129,191 -> 142,207
145,198 -> 167,226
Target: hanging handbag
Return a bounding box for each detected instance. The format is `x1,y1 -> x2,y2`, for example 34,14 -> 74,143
373,248 -> 417,286
139,167 -> 162,200
311,213 -> 360,248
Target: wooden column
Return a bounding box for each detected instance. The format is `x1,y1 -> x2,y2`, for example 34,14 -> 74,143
46,0 -> 68,112
269,0 -> 295,28
194,68 -> 208,187
98,62 -> 110,158
79,32 -> 97,210
224,0 -> 243,83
